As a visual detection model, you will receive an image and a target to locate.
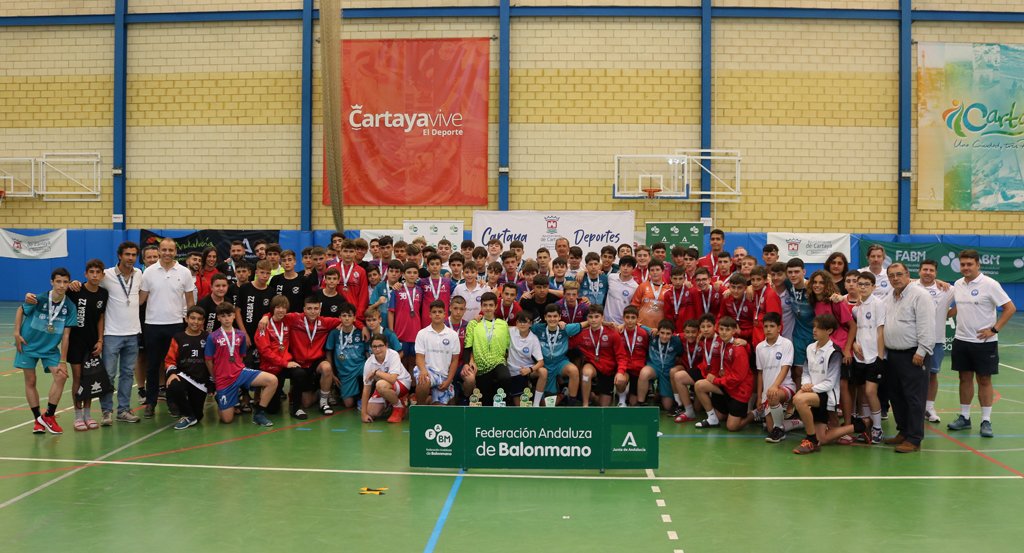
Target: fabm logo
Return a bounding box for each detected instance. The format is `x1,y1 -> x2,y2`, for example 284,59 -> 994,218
348,104 -> 465,136
425,424 -> 454,448
943,100 -> 1024,138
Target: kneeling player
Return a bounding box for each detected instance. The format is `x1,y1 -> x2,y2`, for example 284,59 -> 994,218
165,306 -> 212,429
694,317 -> 753,431
638,319 -> 684,411
507,311 -> 546,406
205,303 -> 278,426
414,301 -> 461,405
755,313 -> 799,443
361,334 -> 412,423
531,304 -> 583,405
326,304 -> 369,409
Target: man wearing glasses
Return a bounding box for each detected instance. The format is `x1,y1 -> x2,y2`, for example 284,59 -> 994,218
879,263 -> 935,453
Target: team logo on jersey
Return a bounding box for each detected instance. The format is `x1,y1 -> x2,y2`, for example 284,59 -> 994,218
442,338 -> 451,346
929,289 -> 937,296
292,287 -> 300,294
817,356 -> 824,365
971,289 -> 980,296
623,290 -> 630,297
775,352 -> 783,360
880,281 -> 888,288
866,312 -> 872,320
601,335 -> 608,342
522,347 -> 529,353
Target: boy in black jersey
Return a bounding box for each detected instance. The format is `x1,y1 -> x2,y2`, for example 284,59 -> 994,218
67,259 -> 109,431
317,267 -> 352,318
234,260 -> 275,410
165,307 -> 211,430
270,249 -> 304,313
197,273 -> 231,332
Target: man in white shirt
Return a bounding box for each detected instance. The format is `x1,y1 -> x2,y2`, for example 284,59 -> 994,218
865,244 -> 891,300
946,250 -> 1016,438
97,242 -> 145,424
414,301 -> 461,405
604,255 -> 639,325
139,238 -> 196,418
915,259 -> 955,423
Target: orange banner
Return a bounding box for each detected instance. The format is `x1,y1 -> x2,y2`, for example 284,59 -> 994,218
323,38 -> 490,206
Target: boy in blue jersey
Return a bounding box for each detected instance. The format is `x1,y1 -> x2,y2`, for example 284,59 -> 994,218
364,306 -> 402,355
370,260 -> 403,331
638,319 -> 685,411
548,257 -> 569,297
13,268 -> 79,434
578,252 -> 609,308
326,304 -> 368,409
783,258 -> 815,386
531,304 -> 583,405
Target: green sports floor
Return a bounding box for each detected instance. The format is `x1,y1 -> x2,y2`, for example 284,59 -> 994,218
1,302 -> 1022,553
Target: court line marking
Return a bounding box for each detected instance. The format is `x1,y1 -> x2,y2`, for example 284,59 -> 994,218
0,402 -> 28,415
2,456 -> 1020,483
0,406 -> 73,435
0,425 -> 170,510
423,469 -> 464,553
1000,363 -> 1024,374
645,468 -> 655,478
922,448 -> 1024,453
926,426 -> 1024,478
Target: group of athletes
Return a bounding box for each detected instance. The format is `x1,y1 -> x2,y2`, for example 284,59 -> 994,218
12,230 -> 1016,454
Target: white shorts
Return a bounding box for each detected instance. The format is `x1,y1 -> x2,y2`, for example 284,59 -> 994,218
413,367 -> 454,405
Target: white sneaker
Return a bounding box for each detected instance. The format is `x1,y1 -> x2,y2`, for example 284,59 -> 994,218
926,410 -> 941,423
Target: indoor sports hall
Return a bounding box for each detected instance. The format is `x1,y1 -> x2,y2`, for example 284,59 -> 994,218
2,2 -> 1023,553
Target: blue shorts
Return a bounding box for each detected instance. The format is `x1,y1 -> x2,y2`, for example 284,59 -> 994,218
792,338 -> 811,366
929,342 -> 945,375
655,365 -> 673,398
215,368 -> 261,411
414,367 -> 455,405
544,358 -> 570,394
336,367 -> 362,399
400,341 -> 416,357
14,350 -> 61,372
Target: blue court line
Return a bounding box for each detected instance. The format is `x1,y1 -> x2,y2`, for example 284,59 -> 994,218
424,469 -> 465,553
366,429 -> 383,433
294,428 -> 311,431
330,428 -> 347,432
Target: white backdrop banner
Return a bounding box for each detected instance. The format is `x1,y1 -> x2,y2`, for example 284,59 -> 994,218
767,232 -> 850,263
473,211 -> 635,255
403,220 -> 465,249
0,229 -> 68,259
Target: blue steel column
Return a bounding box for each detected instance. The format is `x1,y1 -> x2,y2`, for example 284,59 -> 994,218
497,0 -> 510,210
112,0 -> 127,229
300,0 -> 313,230
897,0 -> 911,234
700,0 -> 711,220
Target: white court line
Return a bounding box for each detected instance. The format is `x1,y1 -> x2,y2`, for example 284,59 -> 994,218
645,468 -> 655,479
0,425 -> 169,510
667,531 -> 679,540
661,514 -> 672,523
656,499 -> 666,507
0,406 -> 73,435
651,485 -> 660,492
1000,363 -> 1024,374
0,457 -> 1020,481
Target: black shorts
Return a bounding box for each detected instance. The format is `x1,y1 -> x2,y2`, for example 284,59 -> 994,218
686,368 -> 703,383
628,373 -> 640,396
594,371 -> 615,396
810,391 -> 830,424
710,391 -> 748,418
506,374 -> 530,397
67,339 -> 97,366
304,357 -> 327,373
951,340 -> 999,376
851,359 -> 884,385
840,360 -> 853,380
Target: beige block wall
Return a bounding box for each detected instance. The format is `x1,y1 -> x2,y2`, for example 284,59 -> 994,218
0,25 -> 114,228
0,1 -> 112,17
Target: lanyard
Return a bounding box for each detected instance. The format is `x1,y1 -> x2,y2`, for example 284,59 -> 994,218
445,318 -> 465,335
484,319 -> 496,343
546,327 -> 560,351
117,269 -> 134,305
403,284 -> 417,314
225,328 -> 238,360
587,276 -> 601,294
427,277 -> 443,300
718,342 -> 728,376
650,282 -> 664,303
657,340 -> 669,365
341,328 -> 356,350
753,287 -> 766,320
590,328 -> 604,358
637,267 -> 649,282
47,291 -> 66,329
683,341 -> 698,368
671,287 -> 685,314
701,288 -> 713,314
499,302 -> 514,322
702,336 -> 717,367
730,295 -> 746,318
566,301 -> 580,322
339,263 -> 355,289
304,317 -> 318,342
623,327 -> 639,356
270,319 -> 285,349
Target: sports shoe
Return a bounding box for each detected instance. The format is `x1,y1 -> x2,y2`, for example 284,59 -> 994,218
674,412 -> 697,423
174,417 -> 198,430
387,406 -> 406,423
837,434 -> 855,446
252,412 -> 273,427
38,415 -> 63,434
765,427 -> 787,443
321,402 -> 334,416
947,415 -> 971,431
32,421 -> 45,434
980,420 -> 993,438
793,438 -> 820,455
870,427 -> 884,445
292,409 -> 308,420
880,410 -> 889,420
117,410 -> 140,423
926,410 -> 941,423
101,411 -> 114,426
694,419 -> 719,429
158,386 -> 166,399
670,407 -> 684,418
143,405 -> 155,419
894,441 -> 920,453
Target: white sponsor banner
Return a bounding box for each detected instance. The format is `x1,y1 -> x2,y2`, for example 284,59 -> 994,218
403,220 -> 465,249
473,211 -> 635,255
0,229 -> 68,259
767,232 -> 850,263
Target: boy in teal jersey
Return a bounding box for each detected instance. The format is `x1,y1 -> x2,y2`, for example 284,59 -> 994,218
783,258 -> 815,386
578,252 -> 609,308
370,260 -> 403,331
13,268 -> 79,434
326,304 -> 369,409
638,319 -> 685,411
531,304 -> 584,403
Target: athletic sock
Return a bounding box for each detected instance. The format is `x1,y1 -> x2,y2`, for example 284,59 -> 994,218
768,404 -> 785,429
84,406 -> 92,419
960,404 -> 971,418
617,390 -> 628,405
533,392 -> 543,407
861,405 -> 870,418
319,391 -> 330,405
685,405 -> 695,418
31,406 -> 42,419
673,393 -> 681,405
74,408 -> 83,421
981,406 -> 992,422
870,410 -> 881,429
705,411 -> 720,425
925,400 -> 935,413
45,403 -> 57,417
782,419 -> 804,432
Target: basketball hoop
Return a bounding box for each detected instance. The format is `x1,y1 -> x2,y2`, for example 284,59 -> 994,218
641,187 -> 661,200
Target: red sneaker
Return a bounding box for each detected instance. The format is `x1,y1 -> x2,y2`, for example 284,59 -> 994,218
387,406 -> 406,423
32,421 -> 45,434
38,415 -> 63,434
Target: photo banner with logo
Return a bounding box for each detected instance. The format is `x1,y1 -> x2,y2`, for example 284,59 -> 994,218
472,210 -> 635,256
409,406 -> 659,470
0,229 -> 67,259
325,38 -> 490,206
857,239 -> 1024,284
402,220 -> 465,249
767,232 -> 850,263
918,42 -> 1024,211
645,222 -> 702,251
140,230 -> 280,264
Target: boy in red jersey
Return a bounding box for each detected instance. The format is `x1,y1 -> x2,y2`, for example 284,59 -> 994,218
496,285 -> 522,325
688,268 -> 722,321
205,303 -> 278,426
693,317 -> 753,432
719,274 -> 755,343
389,262 -> 425,371
419,254 -> 452,321
664,266 -> 695,333
617,306 -> 651,406
571,304 -> 629,407
698,229 -> 726,272
748,266 -> 782,348
336,240 -> 369,326
254,295 -> 293,414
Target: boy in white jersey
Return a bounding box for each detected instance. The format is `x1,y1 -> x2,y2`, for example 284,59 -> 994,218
851,272 -> 887,444
916,259 -> 955,423
414,301 -> 462,405
508,312 -> 546,406
604,255 -> 639,324
757,313 -> 798,443
452,260 -> 487,322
